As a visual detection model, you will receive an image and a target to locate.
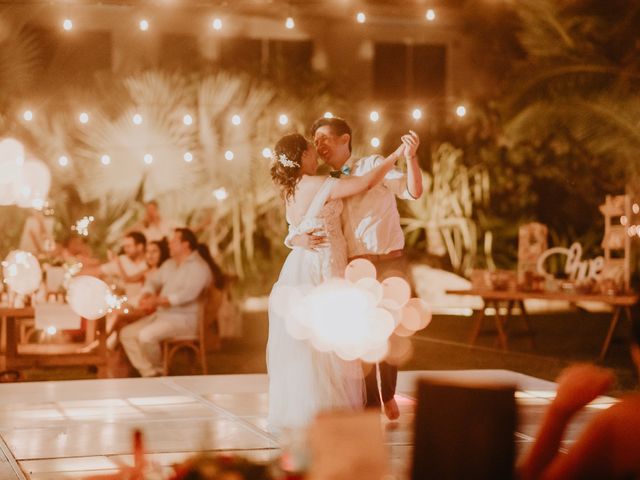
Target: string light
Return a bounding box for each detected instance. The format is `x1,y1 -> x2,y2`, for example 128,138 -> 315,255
46,326 -> 57,335
324,112 -> 333,119
455,105 -> 467,117
212,18 -> 223,30
285,17 -> 295,29
132,113 -> 143,125
633,203 -> 639,214
356,12 -> 366,23
58,155 -> 69,167
224,150 -> 234,161
183,114 -> 193,125
183,152 -> 193,162
139,19 -> 149,31
143,153 -> 153,164
426,9 -> 436,21
101,154 -> 111,166
62,19 -> 73,31
278,114 -> 289,125
262,148 -> 272,158
213,187 -> 228,201
231,114 -> 241,125
23,110 -> 33,121
370,137 -> 380,148
369,111 -> 380,122
621,216 -> 628,226
79,112 -> 89,124
412,108 -> 423,120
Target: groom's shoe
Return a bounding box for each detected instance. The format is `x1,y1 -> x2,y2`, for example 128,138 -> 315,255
383,397 -> 400,421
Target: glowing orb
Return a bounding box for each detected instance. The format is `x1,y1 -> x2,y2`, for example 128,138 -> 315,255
2,250 -> 42,295
67,275 -> 111,320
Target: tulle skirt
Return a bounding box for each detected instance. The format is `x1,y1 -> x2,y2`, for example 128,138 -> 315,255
267,247 -> 364,432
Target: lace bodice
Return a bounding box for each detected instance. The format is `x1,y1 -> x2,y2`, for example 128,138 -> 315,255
286,178 -> 347,279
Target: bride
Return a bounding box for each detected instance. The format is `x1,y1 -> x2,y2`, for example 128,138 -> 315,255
267,132 -> 406,432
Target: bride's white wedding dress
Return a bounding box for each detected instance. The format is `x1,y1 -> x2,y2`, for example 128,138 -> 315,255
267,177 -> 364,432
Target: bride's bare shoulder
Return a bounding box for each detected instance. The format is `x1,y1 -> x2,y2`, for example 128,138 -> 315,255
298,175 -> 328,188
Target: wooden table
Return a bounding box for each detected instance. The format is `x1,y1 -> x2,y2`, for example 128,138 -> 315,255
0,306 -> 108,376
446,289 -> 638,360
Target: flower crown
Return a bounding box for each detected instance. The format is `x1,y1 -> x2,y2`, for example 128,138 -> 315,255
274,153 -> 299,168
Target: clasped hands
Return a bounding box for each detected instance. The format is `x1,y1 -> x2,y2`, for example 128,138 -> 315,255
138,292 -> 170,313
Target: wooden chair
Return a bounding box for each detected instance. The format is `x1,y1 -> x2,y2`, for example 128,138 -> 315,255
161,285 -> 223,376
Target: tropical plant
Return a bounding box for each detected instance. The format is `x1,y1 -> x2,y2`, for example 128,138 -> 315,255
401,143 -> 490,275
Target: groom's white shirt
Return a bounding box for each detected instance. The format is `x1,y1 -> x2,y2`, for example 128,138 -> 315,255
284,154 -> 415,256
341,154 -> 414,257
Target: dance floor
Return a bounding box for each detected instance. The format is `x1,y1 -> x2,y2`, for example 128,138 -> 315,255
0,370 -> 616,479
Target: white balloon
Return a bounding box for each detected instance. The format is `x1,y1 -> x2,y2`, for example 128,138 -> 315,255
15,159 -> 51,209
2,250 -> 42,295
0,138 -> 25,205
67,275 -> 111,320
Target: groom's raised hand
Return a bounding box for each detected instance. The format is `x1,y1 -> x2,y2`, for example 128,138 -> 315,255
290,228 -> 329,251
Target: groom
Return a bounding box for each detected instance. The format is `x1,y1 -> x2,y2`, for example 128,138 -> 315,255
287,116 -> 423,420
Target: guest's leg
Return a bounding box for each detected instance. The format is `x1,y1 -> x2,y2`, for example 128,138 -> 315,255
364,363 -> 381,408
137,314 -> 197,376
120,315 -> 157,377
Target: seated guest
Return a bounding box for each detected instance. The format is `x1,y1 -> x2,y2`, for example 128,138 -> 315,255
120,228 -> 212,377
118,238 -> 170,286
134,200 -> 176,242
83,231 -> 148,305
19,209 -> 55,256
518,310 -> 640,480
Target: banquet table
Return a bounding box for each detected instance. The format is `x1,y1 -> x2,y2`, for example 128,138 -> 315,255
0,306 -> 108,375
446,288 -> 639,360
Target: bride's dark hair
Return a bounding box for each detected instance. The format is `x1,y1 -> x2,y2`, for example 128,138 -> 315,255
270,133 -> 309,201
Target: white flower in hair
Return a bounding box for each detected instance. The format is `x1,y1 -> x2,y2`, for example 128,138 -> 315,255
276,153 -> 299,168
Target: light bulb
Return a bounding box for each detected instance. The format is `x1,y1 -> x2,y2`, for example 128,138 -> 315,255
23,110 -> 33,121
139,19 -> 149,31
356,12 -> 366,23
79,112 -> 89,124
370,137 -> 380,148
231,114 -> 241,125
133,113 -> 143,125
63,19 -> 73,31
213,187 -> 228,201
58,156 -> 69,167
285,17 -> 295,29
369,111 -> 380,122
224,150 -> 234,161
324,112 -> 333,118
144,153 -> 153,164
183,114 -> 193,125
183,152 -> 193,162
279,114 -> 289,125
412,108 -> 423,120
426,9 -> 436,21
262,148 -> 272,158
101,155 -> 111,166
212,18 -> 223,30
455,105 -> 467,117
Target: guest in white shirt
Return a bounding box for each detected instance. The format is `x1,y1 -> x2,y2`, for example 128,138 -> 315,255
120,228 -> 212,377
288,116 -> 423,420
18,209 -> 55,256
83,231 -> 149,306
135,200 -> 176,242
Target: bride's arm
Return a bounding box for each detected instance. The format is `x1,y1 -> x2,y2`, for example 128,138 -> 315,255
327,144 -> 404,201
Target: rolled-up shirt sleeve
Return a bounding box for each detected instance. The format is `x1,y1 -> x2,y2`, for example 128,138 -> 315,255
166,262 -> 211,307
369,155 -> 413,200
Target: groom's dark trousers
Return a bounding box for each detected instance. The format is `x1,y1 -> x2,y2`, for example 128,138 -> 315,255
351,251 -> 413,407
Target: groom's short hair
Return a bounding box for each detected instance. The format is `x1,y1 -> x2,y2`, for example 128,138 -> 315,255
311,116 -> 352,153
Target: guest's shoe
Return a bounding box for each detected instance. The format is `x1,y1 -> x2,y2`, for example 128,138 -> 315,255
383,397 -> 400,420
